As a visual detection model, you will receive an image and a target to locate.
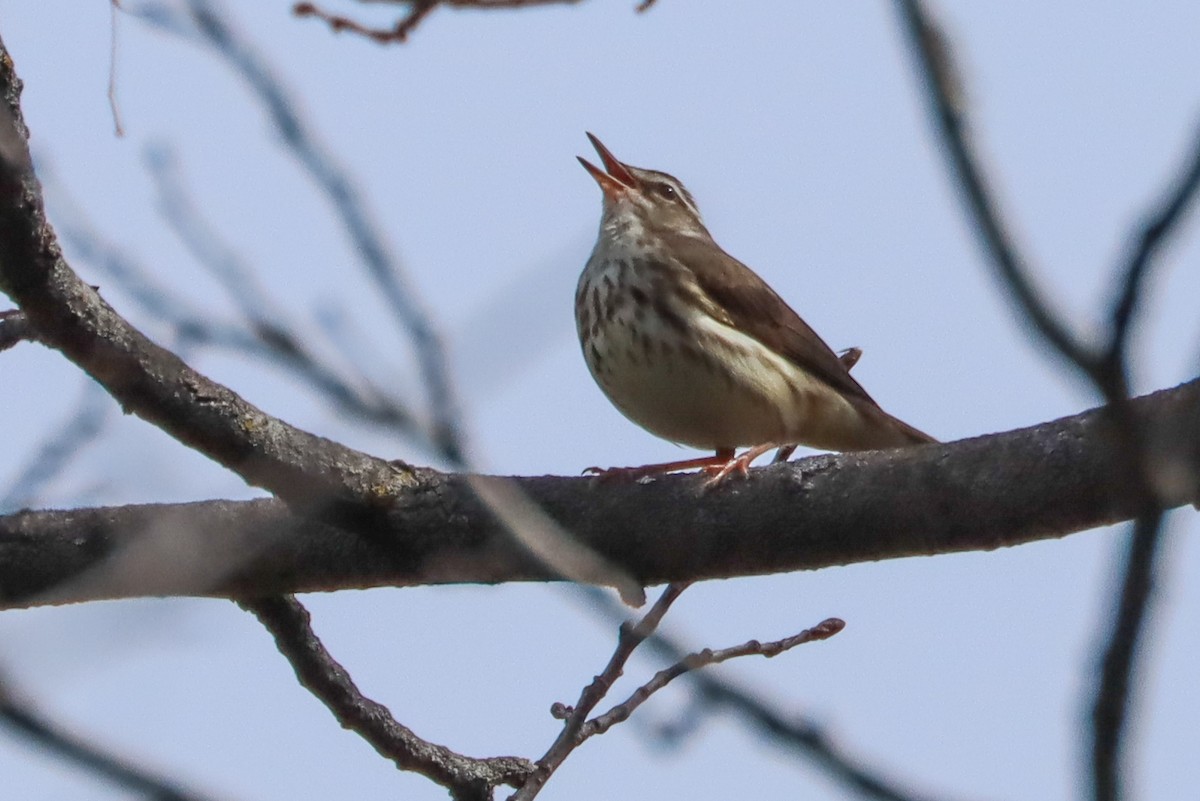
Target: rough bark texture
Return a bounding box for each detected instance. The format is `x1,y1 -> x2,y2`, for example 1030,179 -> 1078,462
2,379 -> 1196,610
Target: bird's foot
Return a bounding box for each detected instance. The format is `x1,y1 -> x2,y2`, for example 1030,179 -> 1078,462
584,451 -> 737,482
701,444 -> 779,489
584,445 -> 792,488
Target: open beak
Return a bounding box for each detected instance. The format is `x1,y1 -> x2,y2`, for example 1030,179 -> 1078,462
578,132 -> 639,199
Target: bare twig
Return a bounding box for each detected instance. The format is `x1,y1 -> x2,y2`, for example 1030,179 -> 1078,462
1090,510 -> 1165,801
0,380 -> 112,513
140,144 -> 425,437
1085,121 -> 1200,801
293,1 -> 595,44
238,595 -> 532,799
0,39 -> 412,520
46,161 -> 425,439
583,617 -> 845,739
42,160 -> 272,355
0,672 -> 219,801
574,586 -> 965,801
167,0 -> 466,464
895,0 -> 1100,378
108,0 -> 126,137
896,4 -> 1200,800
1104,124 -> 1200,371
511,583 -> 689,800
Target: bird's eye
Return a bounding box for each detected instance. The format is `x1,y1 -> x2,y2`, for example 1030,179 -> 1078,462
654,182 -> 679,202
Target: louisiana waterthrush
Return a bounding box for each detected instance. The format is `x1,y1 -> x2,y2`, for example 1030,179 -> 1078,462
575,134 -> 935,483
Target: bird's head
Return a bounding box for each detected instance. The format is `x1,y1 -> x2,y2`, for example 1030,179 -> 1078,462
578,133 -> 710,240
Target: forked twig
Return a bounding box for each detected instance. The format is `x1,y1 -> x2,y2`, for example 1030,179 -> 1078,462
511,583 -> 689,800
572,586 -> 962,801
513,586 -> 845,800
582,617 -> 845,739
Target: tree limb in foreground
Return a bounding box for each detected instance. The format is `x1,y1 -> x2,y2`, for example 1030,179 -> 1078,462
1,378 -> 1196,610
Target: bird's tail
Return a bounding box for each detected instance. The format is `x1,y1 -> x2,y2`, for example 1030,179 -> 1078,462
885,413 -> 937,445
852,401 -> 938,449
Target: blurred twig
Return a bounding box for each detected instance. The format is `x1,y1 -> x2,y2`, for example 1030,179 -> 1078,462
238,595 -> 532,800
0,380 -> 112,514
109,0 -> 126,136
171,0 -> 466,463
40,155 -> 432,444
142,144 -> 425,435
896,3 -> 1200,800
0,671 -> 221,801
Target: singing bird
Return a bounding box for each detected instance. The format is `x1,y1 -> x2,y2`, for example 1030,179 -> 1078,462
575,134 -> 935,482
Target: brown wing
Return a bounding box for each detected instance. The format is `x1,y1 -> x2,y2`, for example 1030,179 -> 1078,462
660,230 -> 882,408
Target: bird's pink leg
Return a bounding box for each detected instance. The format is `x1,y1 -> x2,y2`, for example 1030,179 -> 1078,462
585,448 -> 738,480
702,443 -> 779,487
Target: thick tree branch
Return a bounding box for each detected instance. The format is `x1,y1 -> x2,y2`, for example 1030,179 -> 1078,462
0,307 -> 31,350
1,379 -> 1196,610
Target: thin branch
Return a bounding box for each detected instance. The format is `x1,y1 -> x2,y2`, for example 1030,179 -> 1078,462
1089,510 -> 1165,801
0,380 -> 112,513
511,583 -> 689,800
144,145 -> 284,329
238,595 -> 532,799
0,40 -> 414,520
574,586 -> 968,801
583,618 -> 844,740
894,0 -> 1098,378
108,0 -> 126,137
1084,122 -> 1200,801
140,144 -> 425,438
0,673 -> 220,801
293,1 -> 591,44
1103,122 -> 1200,378
150,0 -> 467,464
896,6 -> 1200,801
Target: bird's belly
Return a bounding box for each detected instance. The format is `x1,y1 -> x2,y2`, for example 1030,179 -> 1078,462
581,306 -> 874,451
581,312 -> 795,450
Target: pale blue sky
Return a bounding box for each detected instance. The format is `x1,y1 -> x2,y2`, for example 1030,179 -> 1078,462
0,2 -> 1198,800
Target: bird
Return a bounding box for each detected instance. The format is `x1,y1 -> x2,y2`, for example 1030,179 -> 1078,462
574,133 -> 935,484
